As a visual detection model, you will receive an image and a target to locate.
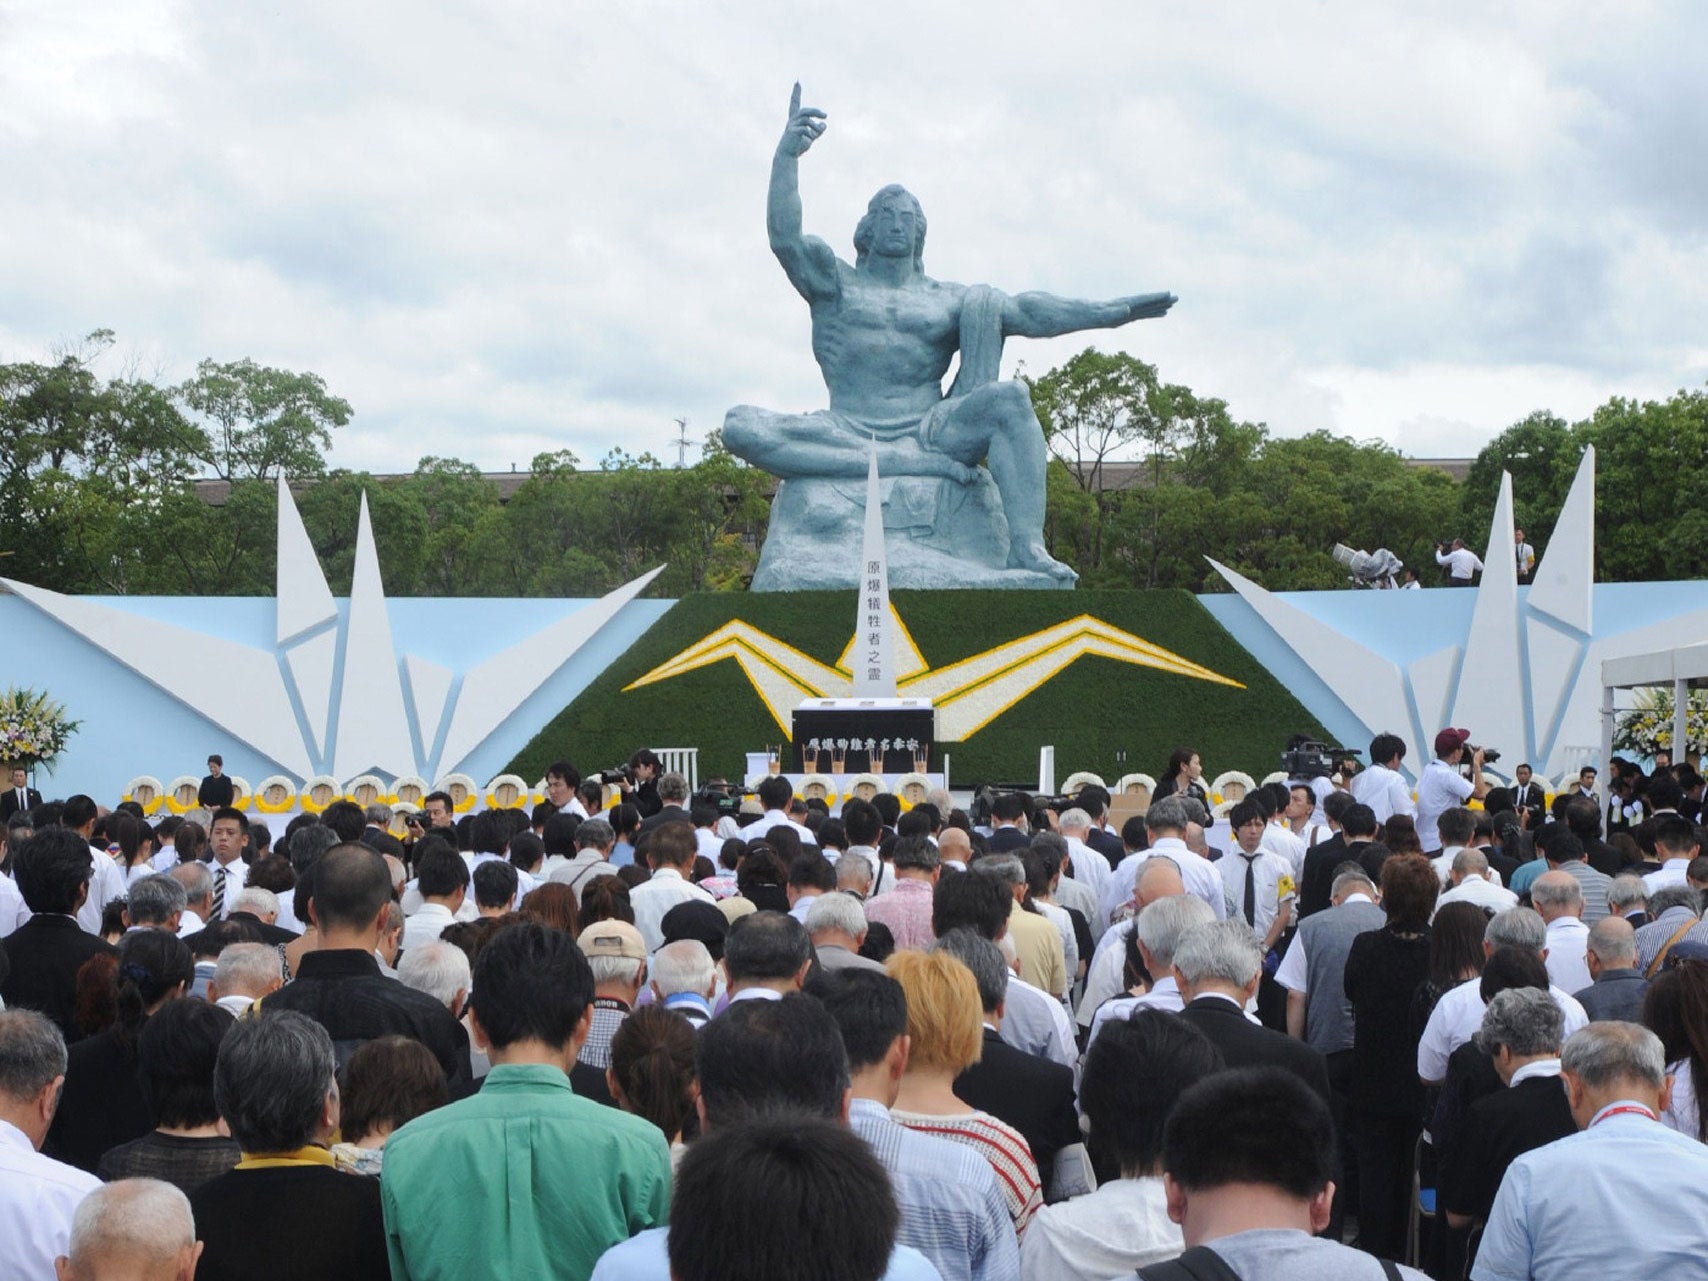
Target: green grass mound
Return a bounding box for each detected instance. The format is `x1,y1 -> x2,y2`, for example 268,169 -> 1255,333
508,589 -> 1328,787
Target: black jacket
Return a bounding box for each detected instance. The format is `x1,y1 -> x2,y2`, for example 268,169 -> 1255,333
0,786 -> 42,820
0,914 -> 116,1038
1179,995 -> 1332,1103
261,948 -> 471,1090
1298,833 -> 1349,918
954,1027 -> 1080,1189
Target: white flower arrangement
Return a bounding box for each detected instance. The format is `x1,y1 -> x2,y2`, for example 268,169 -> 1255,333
0,687 -> 80,771
1614,687 -> 1708,757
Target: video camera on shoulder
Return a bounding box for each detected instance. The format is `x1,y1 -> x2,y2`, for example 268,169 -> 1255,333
1281,735 -> 1360,781
694,780 -> 757,820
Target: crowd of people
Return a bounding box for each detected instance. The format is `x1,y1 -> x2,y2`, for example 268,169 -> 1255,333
4,742 -> 1708,1281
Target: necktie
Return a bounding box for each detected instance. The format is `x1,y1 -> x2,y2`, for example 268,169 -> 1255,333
213,867 -> 227,919
1241,854 -> 1258,927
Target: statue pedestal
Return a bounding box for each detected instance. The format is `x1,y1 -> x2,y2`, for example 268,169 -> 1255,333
751,472 -> 1071,592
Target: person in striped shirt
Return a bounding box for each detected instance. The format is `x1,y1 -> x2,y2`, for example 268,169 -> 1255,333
886,949 -> 1042,1237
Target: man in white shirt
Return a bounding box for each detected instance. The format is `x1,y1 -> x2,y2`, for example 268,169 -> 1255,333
545,760 -> 590,819
1055,808 -> 1111,902
0,1009 -> 100,1279
1221,800 -> 1296,958
741,776 -> 818,846
1086,893 -> 1215,1049
1258,787 -> 1307,879
61,795 -> 129,935
1434,847 -> 1519,916
630,823 -> 717,952
1417,907 -> 1589,1083
1434,537 -> 1484,585
546,818 -> 617,903
1534,871 -> 1593,995
1642,815 -> 1700,894
1416,729 -> 1486,854
1514,527 -> 1536,584
1101,796 -> 1226,931
1349,732 -> 1416,825
205,807 -> 252,920
402,844 -> 470,952
208,941 -> 285,1017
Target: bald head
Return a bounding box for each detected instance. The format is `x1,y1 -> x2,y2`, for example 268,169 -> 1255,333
55,1179 -> 200,1281
1134,856 -> 1186,908
937,828 -> 971,863
1587,916 -> 1638,969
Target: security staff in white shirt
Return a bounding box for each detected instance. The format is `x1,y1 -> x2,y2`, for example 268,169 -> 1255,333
1349,732 -> 1417,825
1221,799 -> 1297,957
1416,729 -> 1488,854
1434,537 -> 1484,585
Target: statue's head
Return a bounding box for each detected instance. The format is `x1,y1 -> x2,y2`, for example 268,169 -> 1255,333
854,184 -> 926,273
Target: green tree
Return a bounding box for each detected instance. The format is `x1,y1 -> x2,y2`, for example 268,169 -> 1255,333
177,358 -> 352,483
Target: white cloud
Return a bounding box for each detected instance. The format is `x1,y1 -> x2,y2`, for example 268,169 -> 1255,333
1,0 -> 1703,475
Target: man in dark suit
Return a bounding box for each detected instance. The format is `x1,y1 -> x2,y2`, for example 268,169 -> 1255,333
1574,917 -> 1648,1022
0,828 -> 116,1036
0,765 -> 42,820
1439,988 -> 1575,1250
1297,792 -> 1355,918
1510,764 -> 1547,830
937,930 -> 1080,1195
197,755 -> 234,810
636,771 -> 694,838
1174,918 -> 1331,1103
984,792 -> 1031,853
1074,786 -> 1126,870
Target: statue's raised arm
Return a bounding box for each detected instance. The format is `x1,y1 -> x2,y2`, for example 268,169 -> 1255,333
767,83 -> 840,303
1001,288 -> 1177,339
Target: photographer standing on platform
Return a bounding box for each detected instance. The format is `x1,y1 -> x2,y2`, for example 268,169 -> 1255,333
1434,538 -> 1483,587
1418,729 -> 1490,854
599,751 -> 663,819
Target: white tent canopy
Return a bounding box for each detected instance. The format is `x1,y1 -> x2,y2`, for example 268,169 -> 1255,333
1599,640 -> 1708,777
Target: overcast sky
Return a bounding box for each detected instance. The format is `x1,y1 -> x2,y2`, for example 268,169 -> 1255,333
2,1 -> 1705,475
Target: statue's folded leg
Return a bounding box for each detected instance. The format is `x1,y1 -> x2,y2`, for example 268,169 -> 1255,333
723,405 -> 974,482
933,382 -> 1076,581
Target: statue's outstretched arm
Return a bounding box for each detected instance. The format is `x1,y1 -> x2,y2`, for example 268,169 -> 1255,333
1001,289 -> 1177,339
768,83 -> 838,302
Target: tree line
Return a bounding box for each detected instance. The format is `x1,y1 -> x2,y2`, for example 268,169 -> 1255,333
3,332 -> 1701,598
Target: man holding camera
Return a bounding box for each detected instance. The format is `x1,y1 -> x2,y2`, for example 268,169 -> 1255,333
1434,537 -> 1484,586
1418,728 -> 1490,854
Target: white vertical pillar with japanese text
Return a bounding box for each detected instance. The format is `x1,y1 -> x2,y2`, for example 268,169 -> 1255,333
853,441 -> 897,698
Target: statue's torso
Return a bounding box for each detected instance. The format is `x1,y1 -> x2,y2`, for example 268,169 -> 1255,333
811,272 -> 964,422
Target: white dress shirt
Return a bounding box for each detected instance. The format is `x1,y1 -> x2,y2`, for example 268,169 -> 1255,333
401,901 -> 458,952
1102,839 -> 1228,930
1220,847 -> 1296,938
76,846 -> 130,934
1350,762 -> 1416,824
1261,822 -> 1307,878
206,855 -> 250,920
1062,835 -> 1111,900
742,809 -> 818,845
1433,876 -> 1518,916
0,1118 -> 100,1281
1435,545 -> 1484,580
693,826 -> 725,862
629,866 -> 717,952
1085,976 -> 1186,1049
1417,974 -> 1588,1081
0,873 -> 26,938
1416,759 -> 1474,853
1643,858 -> 1692,895
1543,916 -> 1593,994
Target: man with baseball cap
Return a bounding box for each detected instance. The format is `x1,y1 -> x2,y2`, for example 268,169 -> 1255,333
575,920 -> 648,1073
1418,728 -> 1489,854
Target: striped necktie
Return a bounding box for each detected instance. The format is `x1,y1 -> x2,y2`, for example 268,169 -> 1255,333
212,866 -> 227,919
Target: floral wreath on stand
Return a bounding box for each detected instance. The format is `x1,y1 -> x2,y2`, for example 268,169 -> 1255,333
253,776 -> 299,815
122,776 -> 166,816
0,686 -> 80,784
165,775 -> 202,815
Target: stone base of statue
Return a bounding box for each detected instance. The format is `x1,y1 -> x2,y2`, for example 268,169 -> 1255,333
751,471 -> 1072,592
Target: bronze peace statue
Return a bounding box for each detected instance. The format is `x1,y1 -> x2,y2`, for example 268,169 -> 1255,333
725,84 -> 1175,591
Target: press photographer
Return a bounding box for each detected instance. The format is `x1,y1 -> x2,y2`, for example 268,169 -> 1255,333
590,749 -> 663,818
1417,727 -> 1492,853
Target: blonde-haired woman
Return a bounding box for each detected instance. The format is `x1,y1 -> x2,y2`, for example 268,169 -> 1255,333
885,948 -> 1042,1236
